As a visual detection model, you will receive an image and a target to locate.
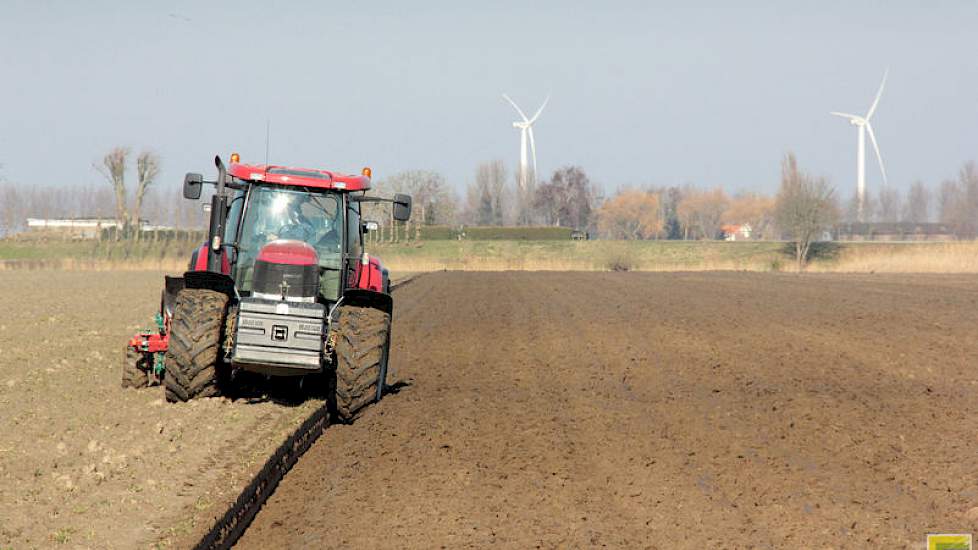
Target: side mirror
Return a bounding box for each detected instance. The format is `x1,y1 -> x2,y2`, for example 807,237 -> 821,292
392,193 -> 412,222
183,173 -> 203,200
362,220 -> 379,233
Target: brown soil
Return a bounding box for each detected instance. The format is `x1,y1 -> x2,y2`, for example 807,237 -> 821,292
0,270 -> 324,549
238,271 -> 978,549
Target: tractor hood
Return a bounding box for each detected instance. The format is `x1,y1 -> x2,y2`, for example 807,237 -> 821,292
252,240 -> 320,303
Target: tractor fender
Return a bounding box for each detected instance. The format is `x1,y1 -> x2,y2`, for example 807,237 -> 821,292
342,288 -> 392,316
185,244 -> 235,296
162,275 -> 185,318
183,270 -> 236,297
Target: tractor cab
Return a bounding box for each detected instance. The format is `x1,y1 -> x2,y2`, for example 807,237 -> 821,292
183,158 -> 409,301
126,153 -> 411,421
227,183 -> 346,301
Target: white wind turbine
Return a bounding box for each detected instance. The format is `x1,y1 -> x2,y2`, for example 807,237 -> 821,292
502,93 -> 549,190
830,69 -> 889,222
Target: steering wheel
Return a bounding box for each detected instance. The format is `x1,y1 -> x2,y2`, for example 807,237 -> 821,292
277,222 -> 311,241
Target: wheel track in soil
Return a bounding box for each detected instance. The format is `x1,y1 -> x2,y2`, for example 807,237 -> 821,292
185,275 -> 421,550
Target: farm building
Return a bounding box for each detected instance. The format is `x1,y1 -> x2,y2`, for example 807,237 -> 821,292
25,218 -> 170,239
721,223 -> 752,241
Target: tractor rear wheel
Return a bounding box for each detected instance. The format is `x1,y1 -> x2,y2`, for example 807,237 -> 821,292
121,347 -> 149,389
333,305 -> 391,422
164,289 -> 230,403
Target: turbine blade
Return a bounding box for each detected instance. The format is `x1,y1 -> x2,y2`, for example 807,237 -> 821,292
528,127 -> 538,182
528,95 -> 550,125
866,68 -> 888,119
502,93 -> 530,122
830,111 -> 860,120
865,123 -> 887,186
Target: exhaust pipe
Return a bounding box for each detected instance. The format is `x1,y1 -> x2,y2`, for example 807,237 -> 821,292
206,156 -> 228,273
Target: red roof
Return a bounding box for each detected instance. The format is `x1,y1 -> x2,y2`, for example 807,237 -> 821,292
228,162 -> 371,191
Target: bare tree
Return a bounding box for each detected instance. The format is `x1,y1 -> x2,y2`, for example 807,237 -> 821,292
937,179 -> 960,224
902,180 -> 931,223
465,178 -> 493,226
936,163 -> 978,237
876,186 -> 902,222
515,177 -> 536,226
132,151 -> 160,240
0,182 -> 22,236
553,166 -> 594,229
95,147 -> 130,239
532,166 -> 595,229
382,169 -> 457,227
676,187 -> 728,240
465,161 -> 508,225
657,186 -> 683,239
954,162 -> 978,237
774,153 -> 838,270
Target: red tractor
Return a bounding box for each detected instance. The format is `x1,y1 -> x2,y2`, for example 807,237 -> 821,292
123,155 -> 411,422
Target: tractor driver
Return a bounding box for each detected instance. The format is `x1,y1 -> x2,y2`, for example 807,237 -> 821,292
275,193 -> 344,300
276,193 -> 342,256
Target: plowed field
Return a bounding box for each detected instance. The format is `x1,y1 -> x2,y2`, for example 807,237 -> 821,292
0,270 -> 324,549
238,272 -> 978,549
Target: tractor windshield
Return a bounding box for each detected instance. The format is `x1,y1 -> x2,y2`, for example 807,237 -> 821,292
233,185 -> 343,300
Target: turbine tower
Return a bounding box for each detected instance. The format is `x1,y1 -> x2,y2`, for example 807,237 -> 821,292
502,93 -> 549,191
830,69 -> 888,222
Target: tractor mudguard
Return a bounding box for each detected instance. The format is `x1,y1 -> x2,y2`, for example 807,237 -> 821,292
183,270 -> 236,297
342,288 -> 393,316
162,276 -> 185,318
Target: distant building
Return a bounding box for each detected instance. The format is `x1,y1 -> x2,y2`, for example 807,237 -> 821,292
25,218 -> 170,239
721,223 -> 752,241
833,222 -> 956,242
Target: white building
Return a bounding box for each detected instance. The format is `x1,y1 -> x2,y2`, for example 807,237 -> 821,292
26,218 -> 170,239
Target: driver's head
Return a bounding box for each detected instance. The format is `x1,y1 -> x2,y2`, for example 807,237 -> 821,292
286,195 -> 313,224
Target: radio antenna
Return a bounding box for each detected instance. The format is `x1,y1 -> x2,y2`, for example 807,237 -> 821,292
264,119 -> 271,167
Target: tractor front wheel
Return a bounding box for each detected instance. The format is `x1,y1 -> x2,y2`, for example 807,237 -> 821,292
164,289 -> 229,403
332,305 -> 391,422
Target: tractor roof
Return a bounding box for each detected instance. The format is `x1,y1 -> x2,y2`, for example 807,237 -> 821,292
228,162 -> 371,192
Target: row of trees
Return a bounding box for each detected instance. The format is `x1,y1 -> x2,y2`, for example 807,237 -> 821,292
594,162 -> 978,241
4,149 -> 978,245
363,154 -> 839,267
363,162 -> 597,233
596,186 -> 777,241
841,165 -> 978,229
367,158 -> 978,243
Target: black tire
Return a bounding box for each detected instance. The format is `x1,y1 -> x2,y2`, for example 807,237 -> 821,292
164,289 -> 229,403
121,347 -> 150,389
333,305 -> 391,422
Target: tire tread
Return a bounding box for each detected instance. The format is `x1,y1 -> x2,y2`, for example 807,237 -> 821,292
333,305 -> 391,422
163,289 -> 229,403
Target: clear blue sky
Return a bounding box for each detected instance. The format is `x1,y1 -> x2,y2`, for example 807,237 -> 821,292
0,0 -> 975,199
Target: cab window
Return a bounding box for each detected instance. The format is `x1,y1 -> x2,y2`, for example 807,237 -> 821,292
346,202 -> 362,258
